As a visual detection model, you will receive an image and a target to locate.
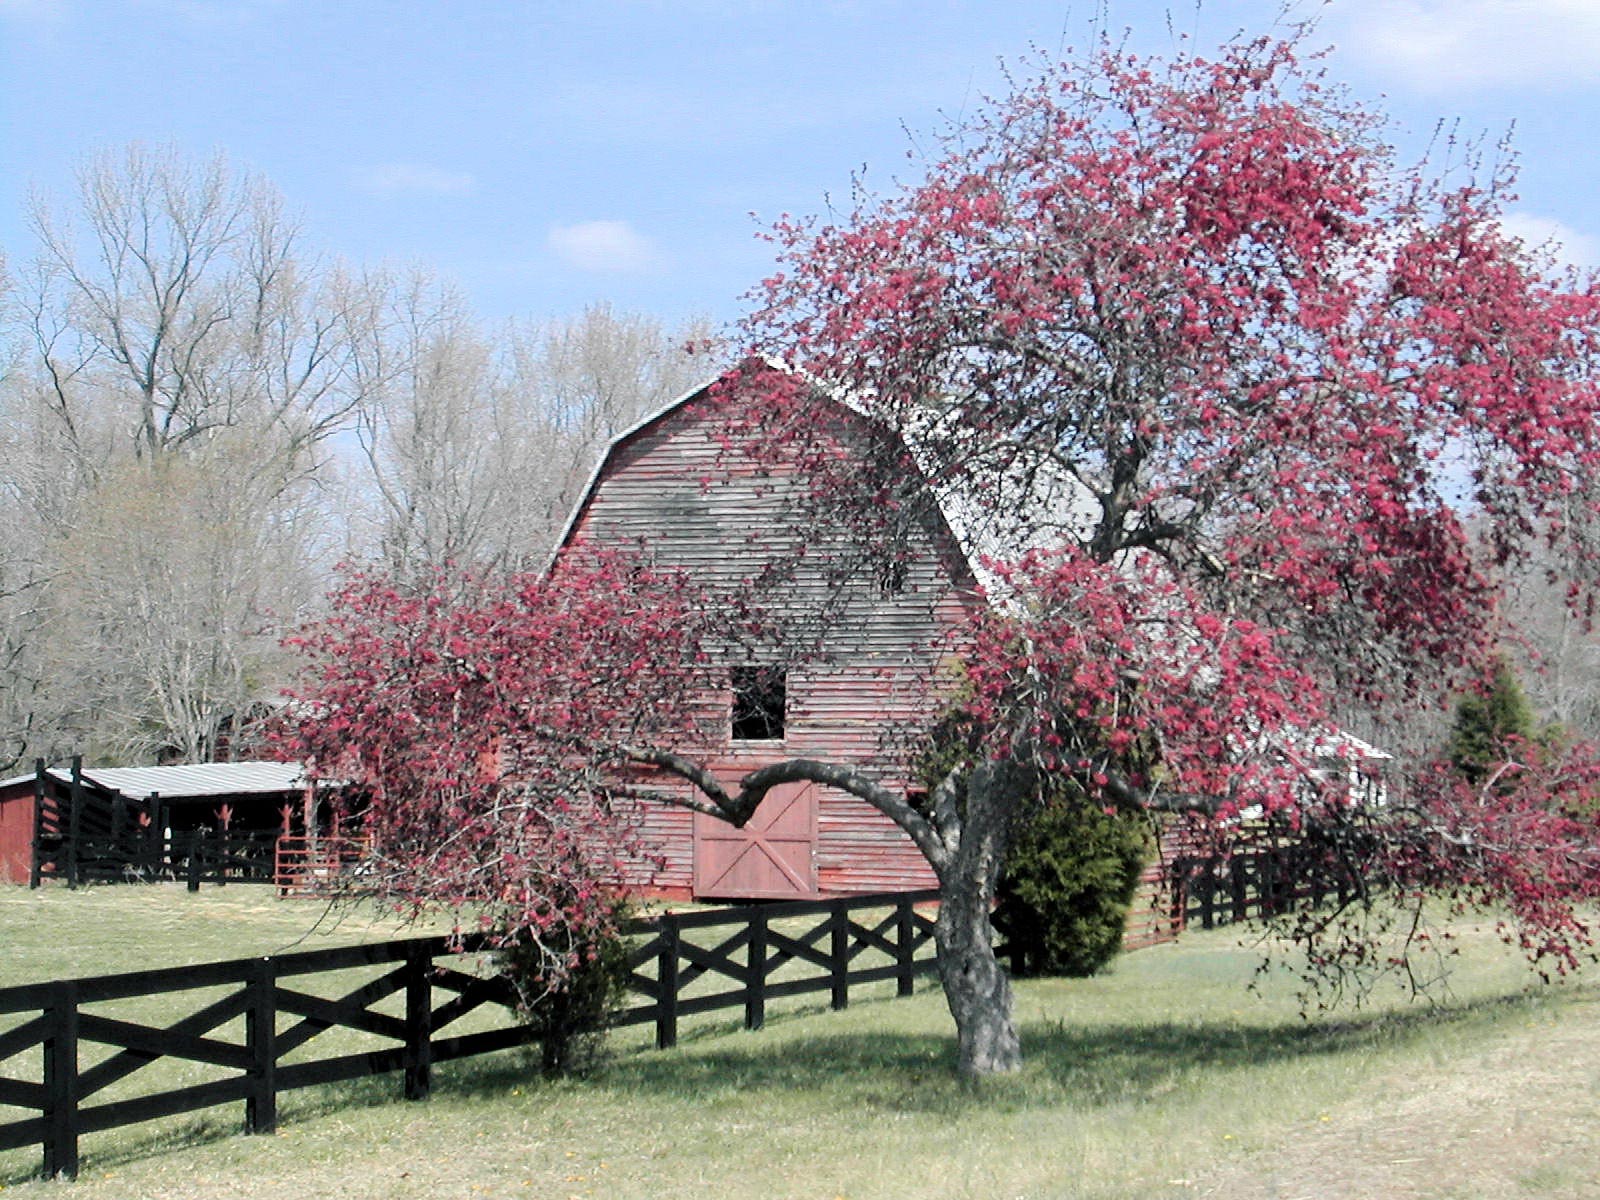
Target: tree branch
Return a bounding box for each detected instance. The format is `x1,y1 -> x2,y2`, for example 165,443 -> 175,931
620,747 -> 953,873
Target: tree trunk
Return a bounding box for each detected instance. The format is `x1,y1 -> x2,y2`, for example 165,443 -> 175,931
935,759 -> 1024,1078
935,873 -> 1020,1077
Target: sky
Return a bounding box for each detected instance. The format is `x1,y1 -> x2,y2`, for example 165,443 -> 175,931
2,0 -> 1598,333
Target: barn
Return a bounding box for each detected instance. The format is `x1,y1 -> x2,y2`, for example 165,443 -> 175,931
556,362 -> 985,902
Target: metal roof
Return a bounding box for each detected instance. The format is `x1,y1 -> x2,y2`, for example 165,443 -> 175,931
0,761 -> 315,799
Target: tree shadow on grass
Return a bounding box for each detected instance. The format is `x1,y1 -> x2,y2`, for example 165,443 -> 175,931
0,1071 -> 417,1186
582,987 -> 1559,1117
0,984 -> 1573,1184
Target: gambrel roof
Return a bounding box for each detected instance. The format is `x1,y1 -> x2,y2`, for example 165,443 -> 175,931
549,359 -> 1091,598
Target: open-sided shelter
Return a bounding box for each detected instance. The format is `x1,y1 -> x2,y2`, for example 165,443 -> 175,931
0,760 -> 322,885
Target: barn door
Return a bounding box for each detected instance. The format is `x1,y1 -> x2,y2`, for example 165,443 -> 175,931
693,780 -> 818,900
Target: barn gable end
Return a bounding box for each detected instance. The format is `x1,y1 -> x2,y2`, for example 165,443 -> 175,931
558,365 -> 982,900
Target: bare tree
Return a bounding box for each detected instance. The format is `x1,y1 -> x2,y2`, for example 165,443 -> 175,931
0,256 -> 56,771
352,272 -> 540,573
516,302 -> 717,541
39,442 -> 325,762
1506,558 -> 1600,740
21,143 -> 372,481
0,144 -> 371,763
356,297 -> 717,574
2,142 -> 717,763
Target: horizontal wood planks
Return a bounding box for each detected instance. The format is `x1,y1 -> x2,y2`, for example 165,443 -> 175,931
565,374 -> 980,902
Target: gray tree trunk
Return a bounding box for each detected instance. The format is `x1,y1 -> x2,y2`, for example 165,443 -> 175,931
934,758 -> 1023,1078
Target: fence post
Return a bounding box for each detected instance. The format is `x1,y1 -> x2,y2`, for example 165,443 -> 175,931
744,912 -> 767,1031
245,958 -> 277,1134
43,981 -> 79,1180
830,901 -> 849,1011
656,914 -> 680,1051
403,943 -> 433,1100
187,831 -> 203,892
895,895 -> 915,997
147,795 -> 165,878
29,758 -> 46,889
1231,858 -> 1249,923
66,757 -> 83,890
1169,862 -> 1188,936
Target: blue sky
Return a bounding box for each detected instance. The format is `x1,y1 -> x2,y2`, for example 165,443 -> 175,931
3,0 -> 1597,331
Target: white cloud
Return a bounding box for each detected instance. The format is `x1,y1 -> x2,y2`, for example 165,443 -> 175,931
1341,0 -> 1600,90
1499,212 -> 1600,270
547,220 -> 662,274
351,163 -> 477,198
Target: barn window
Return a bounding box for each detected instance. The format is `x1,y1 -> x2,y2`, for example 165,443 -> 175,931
731,665 -> 786,741
875,555 -> 909,595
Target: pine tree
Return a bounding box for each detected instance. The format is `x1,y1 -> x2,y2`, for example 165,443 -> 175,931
1450,658 -> 1538,783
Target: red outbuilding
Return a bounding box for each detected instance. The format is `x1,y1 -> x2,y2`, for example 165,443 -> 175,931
0,760 -> 323,885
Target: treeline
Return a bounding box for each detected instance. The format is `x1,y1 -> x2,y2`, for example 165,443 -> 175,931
2,145 -> 1595,773
0,145 -> 718,769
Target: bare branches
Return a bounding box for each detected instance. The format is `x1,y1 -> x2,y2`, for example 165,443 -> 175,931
20,144 -> 372,481
354,298 -> 717,576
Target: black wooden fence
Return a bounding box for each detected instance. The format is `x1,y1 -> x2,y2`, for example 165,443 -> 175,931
1171,845 -> 1356,930
0,890 -> 939,1180
40,831 -> 279,890
179,832 -> 279,889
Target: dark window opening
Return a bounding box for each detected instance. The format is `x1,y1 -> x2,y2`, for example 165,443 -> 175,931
731,666 -> 786,741
876,555 -> 909,596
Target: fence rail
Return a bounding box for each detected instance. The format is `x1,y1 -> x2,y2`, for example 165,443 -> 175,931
272,836 -> 373,896
1171,845 -> 1353,930
0,890 -> 939,1180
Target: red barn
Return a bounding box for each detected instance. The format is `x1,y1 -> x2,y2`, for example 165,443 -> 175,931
557,364 -> 984,901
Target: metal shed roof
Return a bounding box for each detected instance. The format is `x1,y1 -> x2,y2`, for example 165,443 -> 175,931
0,761 -> 314,799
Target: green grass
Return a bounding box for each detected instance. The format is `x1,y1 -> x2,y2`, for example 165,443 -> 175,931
1,884 -> 1597,1198
0,882 -> 433,987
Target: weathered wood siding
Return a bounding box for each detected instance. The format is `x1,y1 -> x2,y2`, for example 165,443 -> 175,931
563,373 -> 980,899
0,781 -> 35,884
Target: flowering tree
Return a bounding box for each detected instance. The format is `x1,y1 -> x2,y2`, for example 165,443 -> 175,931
283,551 -> 727,994
289,28 -> 1600,1080
727,29 -> 1600,1070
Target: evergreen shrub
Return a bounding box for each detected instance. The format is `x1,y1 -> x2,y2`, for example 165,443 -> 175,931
994,785 -> 1150,978
496,899 -> 632,1077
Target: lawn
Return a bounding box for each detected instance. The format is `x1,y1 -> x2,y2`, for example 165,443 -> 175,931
0,883 -> 431,988
0,883 -> 1596,1199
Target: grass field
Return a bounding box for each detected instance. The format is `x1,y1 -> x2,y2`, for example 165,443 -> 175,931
0,883 -> 433,988
1,883 -> 1597,1199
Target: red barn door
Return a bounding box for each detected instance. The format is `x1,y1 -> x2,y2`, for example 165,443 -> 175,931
693,780 -> 818,900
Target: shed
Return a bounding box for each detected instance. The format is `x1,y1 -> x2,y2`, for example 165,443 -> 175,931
0,760 -> 321,885
555,364 -> 985,901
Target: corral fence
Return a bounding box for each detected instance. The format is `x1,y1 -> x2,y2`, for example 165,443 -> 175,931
1170,843 -> 1358,931
40,830 -> 280,890
272,835 -> 373,896
1015,841 -> 1353,968
0,889 -> 939,1181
